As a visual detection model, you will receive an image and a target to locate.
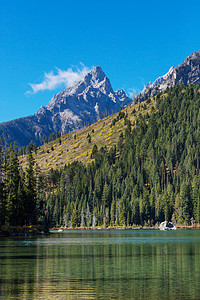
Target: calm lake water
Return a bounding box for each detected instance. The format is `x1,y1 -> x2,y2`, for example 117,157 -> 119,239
0,229 -> 200,299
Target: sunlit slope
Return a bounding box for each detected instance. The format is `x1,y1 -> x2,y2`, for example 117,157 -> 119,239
20,97 -> 156,170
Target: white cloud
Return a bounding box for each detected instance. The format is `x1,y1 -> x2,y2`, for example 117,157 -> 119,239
128,87 -> 140,99
26,64 -> 91,94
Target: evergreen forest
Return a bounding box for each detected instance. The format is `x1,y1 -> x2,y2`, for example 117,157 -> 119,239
1,84 -> 200,228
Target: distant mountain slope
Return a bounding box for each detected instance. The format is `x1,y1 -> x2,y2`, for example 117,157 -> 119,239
0,67 -> 131,148
135,50 -> 200,103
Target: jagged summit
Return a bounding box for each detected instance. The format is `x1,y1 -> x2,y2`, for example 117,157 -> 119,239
46,66 -> 113,110
0,66 -> 131,148
141,66 -> 174,94
36,66 -> 131,135
135,50 -> 200,103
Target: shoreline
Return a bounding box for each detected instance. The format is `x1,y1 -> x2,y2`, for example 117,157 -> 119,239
51,224 -> 200,231
1,224 -> 200,237
0,225 -> 49,237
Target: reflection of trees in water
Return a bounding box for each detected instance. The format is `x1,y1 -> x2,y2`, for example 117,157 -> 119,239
0,241 -> 37,299
0,233 -> 200,299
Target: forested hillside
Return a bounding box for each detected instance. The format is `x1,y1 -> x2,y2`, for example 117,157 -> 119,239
1,84 -> 200,228
19,99 -> 151,170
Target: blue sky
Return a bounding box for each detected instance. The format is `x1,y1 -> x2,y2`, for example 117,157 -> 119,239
1,0 -> 200,122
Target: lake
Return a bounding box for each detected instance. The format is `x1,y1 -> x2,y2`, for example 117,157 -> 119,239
0,229 -> 200,299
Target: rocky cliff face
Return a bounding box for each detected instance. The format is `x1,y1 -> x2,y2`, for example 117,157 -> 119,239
135,50 -> 200,103
0,67 -> 131,148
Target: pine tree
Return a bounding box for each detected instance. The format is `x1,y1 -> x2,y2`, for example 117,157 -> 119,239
102,182 -> 111,208
180,182 -> 191,224
0,139 -> 5,226
4,143 -> 21,226
71,200 -> 78,228
80,207 -> 85,227
25,151 -> 36,225
110,200 -> 115,226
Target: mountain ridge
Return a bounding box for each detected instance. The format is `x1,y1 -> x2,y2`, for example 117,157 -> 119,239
135,50 -> 200,103
0,67 -> 131,147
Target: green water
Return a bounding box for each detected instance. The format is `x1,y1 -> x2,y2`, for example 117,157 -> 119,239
0,229 -> 200,299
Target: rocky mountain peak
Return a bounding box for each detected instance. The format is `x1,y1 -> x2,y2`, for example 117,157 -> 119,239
184,50 -> 200,64
89,66 -> 106,82
86,66 -> 113,94
0,66 -> 131,148
42,66 -> 131,126
46,66 -> 114,110
39,66 -> 131,137
135,50 -> 200,103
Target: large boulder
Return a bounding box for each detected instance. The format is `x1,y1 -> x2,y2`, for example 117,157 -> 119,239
159,221 -> 176,230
